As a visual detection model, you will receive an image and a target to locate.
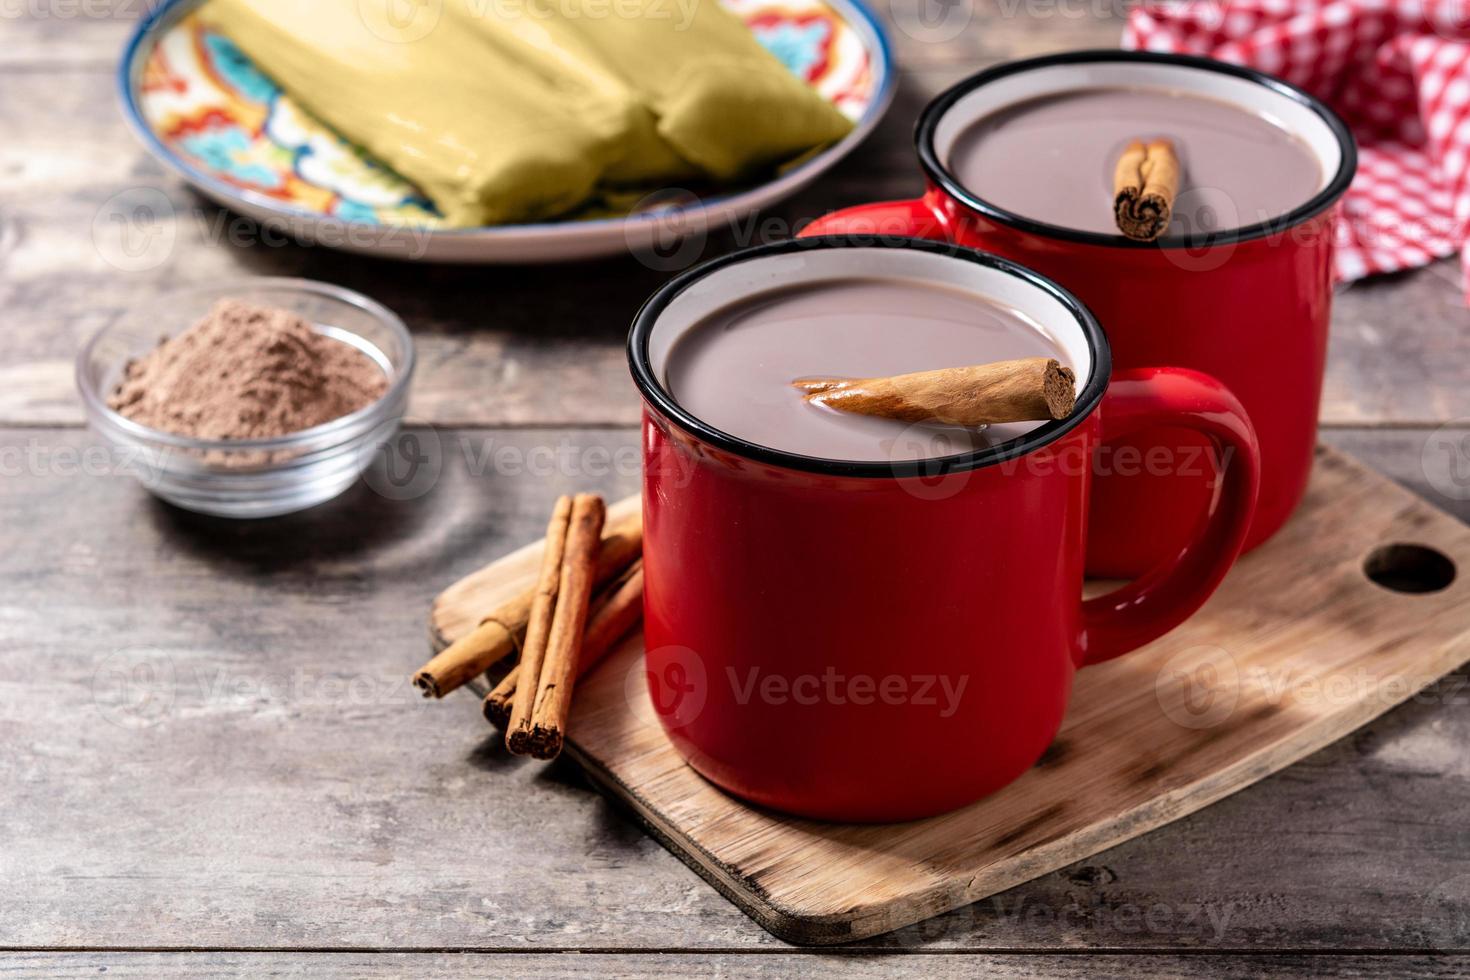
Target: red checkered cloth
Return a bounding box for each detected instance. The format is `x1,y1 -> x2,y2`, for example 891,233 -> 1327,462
1123,0 -> 1470,298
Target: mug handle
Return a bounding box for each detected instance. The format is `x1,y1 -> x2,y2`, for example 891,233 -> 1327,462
799,190 -> 953,241
1078,367 -> 1260,666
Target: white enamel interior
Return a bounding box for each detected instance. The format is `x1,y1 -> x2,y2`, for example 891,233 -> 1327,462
932,61 -> 1343,199
647,247 -> 1094,399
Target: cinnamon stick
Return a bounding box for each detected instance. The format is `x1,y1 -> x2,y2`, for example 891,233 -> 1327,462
523,494 -> 606,760
411,514 -> 642,699
504,495 -> 574,756
793,357 -> 1076,427
483,559 -> 644,730
1113,138 -> 1180,241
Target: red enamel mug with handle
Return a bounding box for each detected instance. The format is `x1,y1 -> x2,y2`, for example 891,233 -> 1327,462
802,52 -> 1356,577
628,237 -> 1260,822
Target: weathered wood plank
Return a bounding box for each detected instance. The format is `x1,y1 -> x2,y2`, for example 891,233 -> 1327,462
1326,271 -> 1470,425
0,952 -> 1467,978
0,0 -> 143,69
1,63 -> 1465,427
1323,426 -> 1470,524
0,426 -> 1467,951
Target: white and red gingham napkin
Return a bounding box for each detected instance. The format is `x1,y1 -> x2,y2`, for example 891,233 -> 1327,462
1123,0 -> 1470,298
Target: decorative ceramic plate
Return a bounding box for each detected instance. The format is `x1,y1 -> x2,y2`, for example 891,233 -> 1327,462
118,0 -> 894,262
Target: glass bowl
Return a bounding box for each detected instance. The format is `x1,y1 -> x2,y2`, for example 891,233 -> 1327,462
77,278 -> 415,518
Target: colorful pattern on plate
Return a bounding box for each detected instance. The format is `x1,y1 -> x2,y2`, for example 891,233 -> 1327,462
138,1 -> 876,228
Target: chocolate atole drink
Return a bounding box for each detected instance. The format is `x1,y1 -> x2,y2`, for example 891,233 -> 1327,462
662,277 -> 1071,462
948,86 -> 1323,237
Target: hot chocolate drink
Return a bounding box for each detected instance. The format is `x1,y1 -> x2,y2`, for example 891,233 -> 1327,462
947,86 -> 1323,238
662,277 -> 1072,462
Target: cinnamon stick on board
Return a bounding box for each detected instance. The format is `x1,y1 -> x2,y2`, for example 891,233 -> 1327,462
1113,138 -> 1181,242
793,357 -> 1076,427
484,560 -> 645,730
412,515 -> 642,699
525,494 -> 607,760
504,495 -> 575,756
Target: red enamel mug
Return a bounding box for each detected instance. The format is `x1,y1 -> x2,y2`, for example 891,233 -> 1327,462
628,237 -> 1260,821
803,52 -> 1356,577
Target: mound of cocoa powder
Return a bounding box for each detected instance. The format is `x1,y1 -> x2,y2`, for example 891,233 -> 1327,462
108,299 -> 389,440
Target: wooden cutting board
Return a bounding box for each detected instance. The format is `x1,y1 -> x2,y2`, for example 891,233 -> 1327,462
429,446 -> 1470,945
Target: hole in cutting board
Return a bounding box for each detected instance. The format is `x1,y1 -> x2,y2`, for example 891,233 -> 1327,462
1363,544 -> 1457,595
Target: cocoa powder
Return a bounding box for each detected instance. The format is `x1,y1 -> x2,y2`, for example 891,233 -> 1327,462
109,299 -> 389,440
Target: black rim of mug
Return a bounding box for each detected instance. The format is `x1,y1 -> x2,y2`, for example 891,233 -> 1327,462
626,236 -> 1113,479
915,49 -> 1360,250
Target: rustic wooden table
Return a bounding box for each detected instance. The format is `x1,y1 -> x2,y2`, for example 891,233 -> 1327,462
3,2 -> 1469,977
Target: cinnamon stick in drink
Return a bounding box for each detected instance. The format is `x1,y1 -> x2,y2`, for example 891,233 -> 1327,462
483,560 -> 644,730
411,515 -> 642,699
505,495 -> 575,755
793,357 -> 1075,427
1114,138 -> 1180,241
525,494 -> 606,760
